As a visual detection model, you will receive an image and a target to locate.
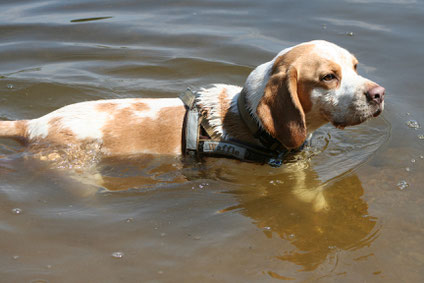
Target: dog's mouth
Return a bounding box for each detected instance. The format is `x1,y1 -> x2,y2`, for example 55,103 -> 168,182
333,121 -> 360,130
320,94 -> 385,130
373,108 -> 382,117
332,103 -> 384,129
372,102 -> 384,117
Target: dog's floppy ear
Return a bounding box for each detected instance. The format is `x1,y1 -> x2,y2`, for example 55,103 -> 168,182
256,66 -> 306,149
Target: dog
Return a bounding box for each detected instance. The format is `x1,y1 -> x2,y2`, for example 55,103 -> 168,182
0,40 -> 384,169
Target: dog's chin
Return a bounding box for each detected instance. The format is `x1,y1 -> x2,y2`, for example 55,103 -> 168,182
330,103 -> 384,130
331,114 -> 372,129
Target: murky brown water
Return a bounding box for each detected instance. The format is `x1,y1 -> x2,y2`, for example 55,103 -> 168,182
1,0 -> 424,282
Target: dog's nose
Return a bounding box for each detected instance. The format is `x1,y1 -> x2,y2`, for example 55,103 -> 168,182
366,85 -> 385,104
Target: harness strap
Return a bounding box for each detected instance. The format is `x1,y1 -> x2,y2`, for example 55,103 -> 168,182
200,139 -> 286,166
178,89 -> 289,167
185,108 -> 199,152
179,89 -> 197,108
180,89 -> 200,156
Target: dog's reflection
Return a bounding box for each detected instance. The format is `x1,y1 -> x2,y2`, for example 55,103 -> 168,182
96,157 -> 378,272
6,151 -> 378,271
212,161 -> 378,271
97,156 -> 376,272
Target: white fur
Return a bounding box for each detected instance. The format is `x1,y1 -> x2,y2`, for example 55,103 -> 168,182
27,101 -> 111,140
196,84 -> 241,137
27,98 -> 183,141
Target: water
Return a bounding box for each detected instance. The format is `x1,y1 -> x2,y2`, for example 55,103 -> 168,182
1,0 -> 424,282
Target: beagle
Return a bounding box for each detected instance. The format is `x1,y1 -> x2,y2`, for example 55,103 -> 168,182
0,40 -> 384,166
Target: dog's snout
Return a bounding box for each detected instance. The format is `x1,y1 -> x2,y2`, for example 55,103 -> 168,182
366,85 -> 385,104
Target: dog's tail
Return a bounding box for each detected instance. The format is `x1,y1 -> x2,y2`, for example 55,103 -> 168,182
0,120 -> 28,140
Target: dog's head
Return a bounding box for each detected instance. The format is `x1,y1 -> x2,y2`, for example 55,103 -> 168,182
243,40 -> 385,149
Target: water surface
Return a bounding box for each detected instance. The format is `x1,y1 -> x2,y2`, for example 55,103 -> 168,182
1,0 -> 424,282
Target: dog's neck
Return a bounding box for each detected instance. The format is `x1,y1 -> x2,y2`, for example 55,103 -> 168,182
194,56 -> 279,144
195,79 -> 325,149
242,61 -> 274,122
195,84 -> 262,146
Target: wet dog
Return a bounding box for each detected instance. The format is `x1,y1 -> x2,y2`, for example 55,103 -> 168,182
0,40 -> 384,166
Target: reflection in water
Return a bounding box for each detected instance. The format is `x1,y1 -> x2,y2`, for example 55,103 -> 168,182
219,167 -> 379,271
2,129 -> 380,273
1,117 -> 382,274
81,152 -> 379,272
99,155 -> 188,191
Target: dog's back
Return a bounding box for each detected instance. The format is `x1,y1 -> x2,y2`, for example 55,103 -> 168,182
0,98 -> 186,158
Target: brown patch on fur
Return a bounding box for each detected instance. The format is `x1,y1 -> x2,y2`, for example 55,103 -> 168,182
97,101 -> 150,115
218,88 -> 228,121
271,44 -> 316,115
97,102 -> 118,112
45,117 -> 78,144
258,66 -> 306,149
101,105 -> 186,156
272,44 -> 315,73
131,102 -> 150,112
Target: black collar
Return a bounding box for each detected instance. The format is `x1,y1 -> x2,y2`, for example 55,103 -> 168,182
236,89 -> 286,152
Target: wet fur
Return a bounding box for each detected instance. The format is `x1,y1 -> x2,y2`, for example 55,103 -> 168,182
0,40 -> 384,168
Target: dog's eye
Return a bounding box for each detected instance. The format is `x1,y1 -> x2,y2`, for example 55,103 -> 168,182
322,74 -> 336,81
354,64 -> 358,72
